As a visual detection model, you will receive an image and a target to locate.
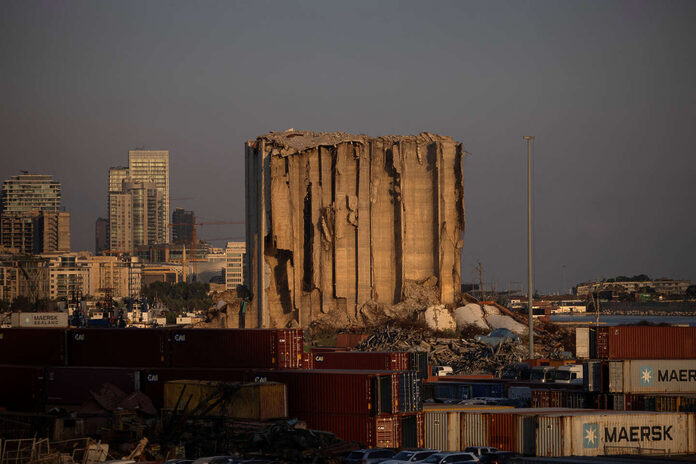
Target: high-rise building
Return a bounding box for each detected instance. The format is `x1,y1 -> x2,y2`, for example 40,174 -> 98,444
0,174 -> 68,254
128,150 -> 169,243
225,241 -> 246,290
172,208 -> 194,244
109,180 -> 162,254
95,217 -> 108,255
1,174 -> 61,214
33,211 -> 70,253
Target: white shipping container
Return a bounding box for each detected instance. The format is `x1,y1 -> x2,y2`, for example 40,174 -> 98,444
10,312 -> 68,328
576,327 -> 590,359
536,411 -> 696,457
609,360 -> 696,394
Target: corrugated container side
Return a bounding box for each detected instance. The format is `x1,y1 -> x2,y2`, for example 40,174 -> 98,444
310,350 -> 409,371
70,328 -> 169,367
425,410 -> 461,451
141,367 -> 246,408
300,413 -> 398,448
45,366 -> 140,405
408,351 -> 429,379
576,327 -> 589,359
0,328 -> 67,366
163,380 -> 287,420
170,329 -> 303,369
487,412 -> 517,452
0,365 -> 44,412
461,412 -> 487,447
610,360 -> 696,394
598,326 -> 696,359
538,412 -> 696,457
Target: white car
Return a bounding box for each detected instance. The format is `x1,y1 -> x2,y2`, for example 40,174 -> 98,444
381,450 -> 439,464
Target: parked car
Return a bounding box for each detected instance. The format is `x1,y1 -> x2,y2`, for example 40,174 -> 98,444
478,451 -> 520,464
422,452 -> 479,463
344,449 -> 396,464
382,450 -> 439,463
191,457 -> 239,464
463,447 -> 497,457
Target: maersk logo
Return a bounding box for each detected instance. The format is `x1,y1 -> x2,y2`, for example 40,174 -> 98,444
583,423 -> 599,448
640,366 -> 653,386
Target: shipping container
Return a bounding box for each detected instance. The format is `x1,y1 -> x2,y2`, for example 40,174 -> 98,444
432,382 -> 504,400
597,326 -> 696,359
0,328 -> 67,366
408,352 -> 429,380
398,371 -> 422,413
69,328 -> 170,367
45,366 -> 140,405
576,327 -> 589,359
399,412 -> 425,449
0,365 -> 44,412
583,360 -> 605,393
423,405 -> 514,451
10,312 -> 68,328
163,380 -> 287,420
300,413 -> 399,448
249,369 -> 398,416
608,359 -> 696,394
170,328 -> 303,369
140,367 -> 245,408
335,333 -> 368,349
536,411 -> 696,457
310,350 -> 409,371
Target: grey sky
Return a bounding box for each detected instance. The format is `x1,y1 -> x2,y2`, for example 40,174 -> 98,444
1,0 -> 694,293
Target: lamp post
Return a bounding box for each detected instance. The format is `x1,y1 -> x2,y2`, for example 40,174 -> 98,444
524,135 -> 535,359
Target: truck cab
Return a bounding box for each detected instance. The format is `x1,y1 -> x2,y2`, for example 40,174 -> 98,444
553,364 -> 583,384
529,366 -> 555,383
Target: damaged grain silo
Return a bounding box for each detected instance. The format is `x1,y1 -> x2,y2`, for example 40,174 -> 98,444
245,130 -> 465,328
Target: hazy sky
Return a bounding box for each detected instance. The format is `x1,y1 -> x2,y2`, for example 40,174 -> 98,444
1,1 -> 694,293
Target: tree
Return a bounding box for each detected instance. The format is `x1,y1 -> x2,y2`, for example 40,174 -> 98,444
686,285 -> 696,299
10,296 -> 32,312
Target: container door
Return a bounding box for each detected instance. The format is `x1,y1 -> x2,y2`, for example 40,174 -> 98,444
608,361 -> 623,393
401,414 -> 418,448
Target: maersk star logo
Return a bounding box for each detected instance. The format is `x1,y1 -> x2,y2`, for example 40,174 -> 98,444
640,366 -> 653,386
583,423 -> 599,448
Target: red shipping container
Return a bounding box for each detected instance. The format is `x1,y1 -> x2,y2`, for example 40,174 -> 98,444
170,329 -> 303,369
247,369 -> 398,416
69,328 -> 170,367
300,413 -> 399,448
301,352 -> 314,369
0,328 -> 67,366
335,333 -> 369,349
310,350 -> 409,371
45,366 -> 140,405
597,326 -> 696,359
486,412 -> 518,452
0,365 -> 44,412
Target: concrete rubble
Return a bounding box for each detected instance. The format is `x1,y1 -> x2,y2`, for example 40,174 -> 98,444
245,130 -> 466,328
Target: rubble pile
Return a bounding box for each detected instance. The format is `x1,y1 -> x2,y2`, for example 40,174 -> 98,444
354,324 -> 528,375
158,417 -> 356,463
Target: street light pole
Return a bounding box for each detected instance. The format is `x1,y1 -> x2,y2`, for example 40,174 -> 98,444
524,135 -> 535,359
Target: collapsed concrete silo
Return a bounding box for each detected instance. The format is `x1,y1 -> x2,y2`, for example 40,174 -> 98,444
245,130 -> 465,328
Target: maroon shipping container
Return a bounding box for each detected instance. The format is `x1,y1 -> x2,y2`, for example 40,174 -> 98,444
310,350 -> 409,371
300,413 -> 399,448
0,328 -> 67,366
0,365 -> 44,412
170,329 -> 303,369
69,328 -> 170,367
248,369 -> 399,416
486,412 -> 518,452
139,367 -> 246,408
597,326 -> 696,359
301,352 -> 313,369
45,366 -> 140,405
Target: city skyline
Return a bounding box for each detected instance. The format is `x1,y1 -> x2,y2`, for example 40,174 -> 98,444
1,1 -> 694,293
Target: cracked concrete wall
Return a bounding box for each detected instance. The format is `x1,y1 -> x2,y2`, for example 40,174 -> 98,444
245,130 -> 465,328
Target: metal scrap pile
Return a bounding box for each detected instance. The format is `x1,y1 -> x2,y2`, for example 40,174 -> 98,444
158,417 -> 356,463
354,325 -> 528,375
